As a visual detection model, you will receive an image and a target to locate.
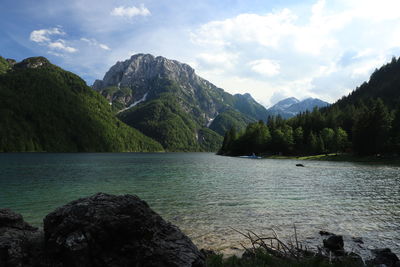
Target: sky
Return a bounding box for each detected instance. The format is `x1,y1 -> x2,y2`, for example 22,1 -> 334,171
1,0 -> 400,107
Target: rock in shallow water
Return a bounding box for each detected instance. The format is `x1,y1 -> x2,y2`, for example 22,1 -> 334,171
366,248 -> 400,267
0,209 -> 43,267
323,234 -> 344,253
44,192 -> 205,267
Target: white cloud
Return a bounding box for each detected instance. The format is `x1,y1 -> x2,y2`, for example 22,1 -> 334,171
99,44 -> 111,50
248,59 -> 280,77
47,51 -> 66,58
30,27 -> 65,43
191,4 -> 344,56
30,27 -> 78,55
48,40 -> 77,53
30,28 -> 114,57
22,0 -> 400,106
81,38 -> 111,50
196,52 -> 238,70
342,0 -> 400,22
111,4 -> 150,18
80,38 -> 92,44
351,57 -> 387,77
192,9 -> 296,49
190,0 -> 400,106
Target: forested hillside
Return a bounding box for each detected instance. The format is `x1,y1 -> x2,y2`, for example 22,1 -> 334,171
219,57 -> 400,156
118,91 -> 223,151
0,56 -> 163,152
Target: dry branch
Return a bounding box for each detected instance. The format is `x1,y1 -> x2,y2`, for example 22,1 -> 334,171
230,224 -> 314,262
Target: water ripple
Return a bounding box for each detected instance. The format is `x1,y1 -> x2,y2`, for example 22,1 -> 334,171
0,153 -> 399,255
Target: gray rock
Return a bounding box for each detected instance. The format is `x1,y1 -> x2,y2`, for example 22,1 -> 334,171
0,209 -> 44,267
44,192 -> 205,267
322,234 -> 344,253
319,230 -> 334,236
366,248 -> 400,267
13,57 -> 50,69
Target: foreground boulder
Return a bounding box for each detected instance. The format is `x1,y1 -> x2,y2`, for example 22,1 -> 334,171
0,209 -> 43,267
44,193 -> 205,267
366,248 -> 400,267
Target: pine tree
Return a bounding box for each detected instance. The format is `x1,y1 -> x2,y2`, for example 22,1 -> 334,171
307,131 -> 318,154
334,127 -> 348,153
294,126 -> 304,153
353,99 -> 392,155
321,128 -> 335,152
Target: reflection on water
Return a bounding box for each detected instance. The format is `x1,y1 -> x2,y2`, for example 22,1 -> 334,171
0,153 -> 399,255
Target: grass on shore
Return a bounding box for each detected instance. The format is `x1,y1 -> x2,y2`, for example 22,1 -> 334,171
264,153 -> 400,165
206,250 -> 364,267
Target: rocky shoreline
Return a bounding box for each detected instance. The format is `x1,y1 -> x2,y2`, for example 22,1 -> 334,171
0,193 -> 398,267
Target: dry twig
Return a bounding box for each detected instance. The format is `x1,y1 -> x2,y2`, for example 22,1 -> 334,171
230,224 -> 312,262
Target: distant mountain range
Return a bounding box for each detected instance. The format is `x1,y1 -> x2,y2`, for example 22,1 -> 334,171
93,54 -> 269,151
0,53 -> 335,152
267,97 -> 330,119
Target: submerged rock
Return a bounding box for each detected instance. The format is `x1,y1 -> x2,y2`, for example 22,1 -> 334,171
44,192 -> 205,267
319,230 -> 334,236
323,234 -> 344,253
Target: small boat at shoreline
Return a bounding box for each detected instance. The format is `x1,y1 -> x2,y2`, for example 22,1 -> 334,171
239,153 -> 262,159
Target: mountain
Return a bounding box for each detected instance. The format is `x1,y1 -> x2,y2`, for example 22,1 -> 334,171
267,97 -> 300,117
267,97 -> 330,118
0,56 -> 163,152
93,54 -> 269,151
287,98 -> 330,113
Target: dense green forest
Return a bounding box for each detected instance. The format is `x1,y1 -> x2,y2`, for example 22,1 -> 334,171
209,109 -> 255,136
219,57 -> 400,156
118,91 -> 223,151
0,56 -> 163,152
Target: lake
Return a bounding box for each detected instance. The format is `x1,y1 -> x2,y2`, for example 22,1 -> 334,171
0,153 -> 399,255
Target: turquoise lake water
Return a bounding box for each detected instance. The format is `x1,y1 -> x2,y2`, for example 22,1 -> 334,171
0,153 -> 399,254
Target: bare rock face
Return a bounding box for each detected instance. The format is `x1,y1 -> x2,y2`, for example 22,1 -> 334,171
92,54 -> 222,119
93,54 -> 198,93
0,209 -> 44,267
44,193 -> 205,267
13,57 -> 50,69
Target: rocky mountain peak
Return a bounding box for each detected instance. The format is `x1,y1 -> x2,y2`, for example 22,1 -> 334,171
269,97 -> 300,111
267,97 -> 330,119
92,53 -> 220,119
13,57 -> 50,69
93,53 -> 196,91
